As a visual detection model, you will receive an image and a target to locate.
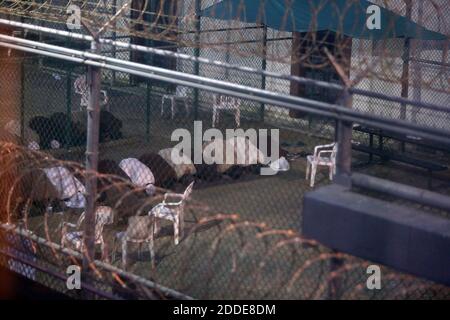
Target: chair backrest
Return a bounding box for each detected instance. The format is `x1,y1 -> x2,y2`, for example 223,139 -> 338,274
74,75 -> 108,107
177,181 -> 194,212
314,143 -> 336,158
74,75 -> 89,107
74,75 -> 88,94
176,86 -> 189,97
94,206 -> 113,241
331,143 -> 338,161
213,94 -> 222,105
76,206 -> 113,242
220,95 -> 229,104
183,181 -> 195,200
214,95 -> 239,109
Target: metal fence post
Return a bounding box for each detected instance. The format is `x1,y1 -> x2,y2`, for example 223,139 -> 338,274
111,0 -> 117,86
335,88 -> 353,187
400,1 -> 413,152
260,25 -> 268,122
146,80 -> 152,142
329,88 -> 353,300
82,40 -> 102,276
400,37 -> 411,153
412,1 -> 424,124
19,54 -> 25,144
65,64 -> 73,148
193,0 -> 201,120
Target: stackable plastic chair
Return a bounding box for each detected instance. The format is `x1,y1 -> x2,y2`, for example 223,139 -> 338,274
61,206 -> 113,260
306,143 -> 338,187
149,181 -> 194,246
212,95 -> 241,128
161,86 -> 190,119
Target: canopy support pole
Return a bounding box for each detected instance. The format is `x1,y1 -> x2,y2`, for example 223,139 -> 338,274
193,0 -> 201,120
260,25 -> 268,122
400,1 -> 413,152
82,39 -> 102,289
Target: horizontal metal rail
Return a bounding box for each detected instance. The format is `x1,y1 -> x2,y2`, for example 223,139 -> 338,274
0,18 -> 449,114
0,34 -> 449,146
352,173 -> 450,212
0,223 -> 193,300
0,246 -> 120,300
409,57 -> 450,68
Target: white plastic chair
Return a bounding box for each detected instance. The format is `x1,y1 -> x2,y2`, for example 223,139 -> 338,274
74,75 -> 109,112
212,95 -> 241,128
149,181 -> 194,246
306,143 -> 338,188
161,86 -> 190,119
61,206 -> 113,260
113,215 -> 156,269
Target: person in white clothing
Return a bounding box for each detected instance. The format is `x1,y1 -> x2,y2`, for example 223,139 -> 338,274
119,158 -> 156,196
43,166 -> 86,209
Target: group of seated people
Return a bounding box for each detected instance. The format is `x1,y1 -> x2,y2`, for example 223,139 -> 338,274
0,110 -> 123,151
0,133 -> 293,270
98,136 -> 290,193
1,135 -> 290,219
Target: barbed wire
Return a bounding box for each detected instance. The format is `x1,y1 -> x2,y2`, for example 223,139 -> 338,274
0,1 -> 449,300
0,1 -> 448,74
0,142 -> 449,299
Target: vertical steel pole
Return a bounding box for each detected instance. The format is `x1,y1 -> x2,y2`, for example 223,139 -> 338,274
400,1 -> 413,152
82,40 -> 102,274
412,1 -> 423,124
65,60 -> 73,148
400,37 -> 410,153
330,88 -> 353,299
18,18 -> 25,143
225,18 -> 231,80
19,53 -> 25,143
193,0 -> 201,120
146,80 -> 152,142
260,25 -> 268,122
335,89 -> 353,187
111,0 -> 117,86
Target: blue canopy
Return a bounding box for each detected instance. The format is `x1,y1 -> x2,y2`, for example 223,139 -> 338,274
201,0 -> 447,40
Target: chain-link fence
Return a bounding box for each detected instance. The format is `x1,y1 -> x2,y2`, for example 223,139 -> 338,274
0,0 -> 449,300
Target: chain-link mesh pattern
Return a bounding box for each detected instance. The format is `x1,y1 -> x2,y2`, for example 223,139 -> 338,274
0,0 -> 449,300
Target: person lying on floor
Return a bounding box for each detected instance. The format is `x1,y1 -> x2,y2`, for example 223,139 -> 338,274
42,166 -> 87,210
202,136 -> 265,179
4,120 -> 40,150
97,159 -> 153,226
28,116 -> 63,150
157,147 -> 197,185
138,152 -> 178,189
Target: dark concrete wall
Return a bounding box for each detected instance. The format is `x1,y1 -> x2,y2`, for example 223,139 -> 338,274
302,184 -> 450,286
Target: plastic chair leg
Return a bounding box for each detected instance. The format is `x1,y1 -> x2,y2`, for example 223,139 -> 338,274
310,165 -> 317,188
121,239 -> 127,269
306,162 -> 311,180
174,216 -> 179,245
